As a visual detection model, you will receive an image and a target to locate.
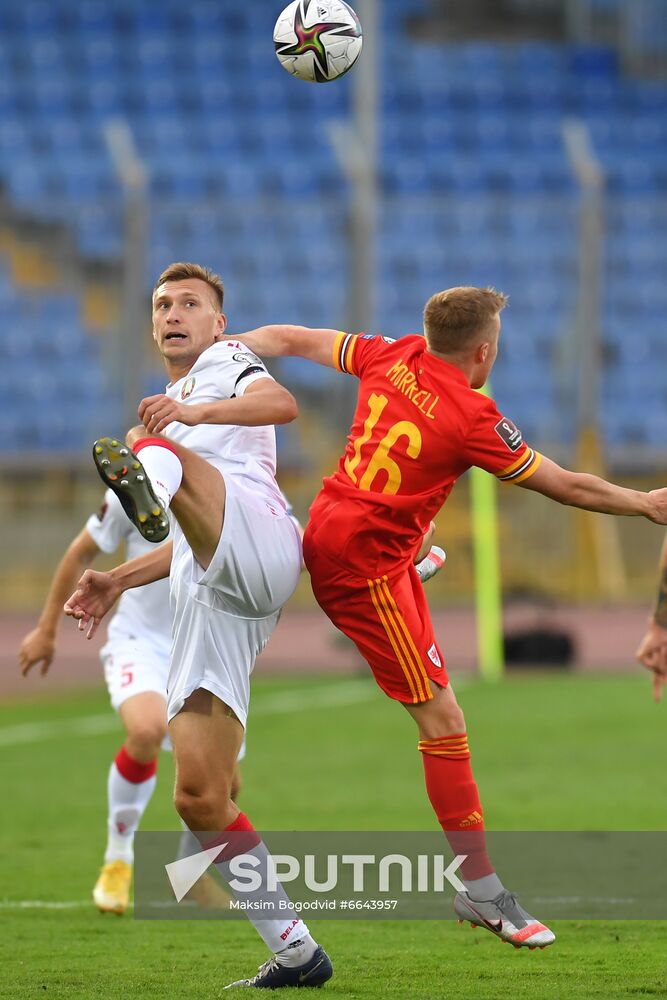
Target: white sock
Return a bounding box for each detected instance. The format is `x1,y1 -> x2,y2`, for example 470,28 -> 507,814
104,757 -> 157,864
177,818 -> 201,861
134,442 -> 183,510
202,830 -> 311,954
275,933 -> 318,967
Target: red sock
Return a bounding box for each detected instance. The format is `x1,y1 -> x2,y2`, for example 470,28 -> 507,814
419,733 -> 494,880
114,746 -> 157,784
133,436 -> 181,458
202,812 -> 261,863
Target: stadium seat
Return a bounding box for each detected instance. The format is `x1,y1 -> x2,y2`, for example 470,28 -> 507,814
1,7 -> 667,453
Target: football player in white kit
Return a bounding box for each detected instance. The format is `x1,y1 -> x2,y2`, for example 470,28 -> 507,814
19,488 -> 241,915
64,263 -> 334,990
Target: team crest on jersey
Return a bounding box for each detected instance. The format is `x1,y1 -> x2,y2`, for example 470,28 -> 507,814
232,351 -> 262,366
181,377 -> 196,400
494,417 -> 523,452
427,643 -> 442,668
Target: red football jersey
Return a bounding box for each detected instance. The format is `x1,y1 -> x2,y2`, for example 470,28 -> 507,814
308,332 -> 542,577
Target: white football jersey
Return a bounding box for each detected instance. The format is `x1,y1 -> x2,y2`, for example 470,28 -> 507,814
86,490 -> 172,653
162,340 -> 287,510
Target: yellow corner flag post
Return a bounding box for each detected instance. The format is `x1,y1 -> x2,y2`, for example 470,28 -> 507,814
470,383 -> 504,681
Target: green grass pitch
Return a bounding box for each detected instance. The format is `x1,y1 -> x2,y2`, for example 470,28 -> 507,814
1,672 -> 665,999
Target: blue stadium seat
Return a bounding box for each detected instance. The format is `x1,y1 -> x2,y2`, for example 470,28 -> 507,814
14,0 -> 62,36
1,13 -> 667,452
568,44 -> 619,78
75,203 -> 123,260
75,0 -> 117,34
628,80 -> 667,114
382,158 -> 432,195
514,42 -> 566,77
606,156 -> 660,194
430,158 -> 488,194
83,78 -> 124,117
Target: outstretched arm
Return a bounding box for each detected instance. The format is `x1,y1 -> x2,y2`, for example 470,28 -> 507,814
237,325 -> 343,367
517,455 -> 667,523
19,528 -> 101,677
636,534 -> 667,702
138,378 -> 297,435
64,542 -> 172,640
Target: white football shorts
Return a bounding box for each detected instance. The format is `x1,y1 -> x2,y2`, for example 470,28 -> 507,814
100,633 -> 247,761
101,634 -> 170,713
166,473 -> 302,728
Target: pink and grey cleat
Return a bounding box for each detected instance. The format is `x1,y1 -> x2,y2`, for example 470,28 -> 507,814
454,890 -> 556,950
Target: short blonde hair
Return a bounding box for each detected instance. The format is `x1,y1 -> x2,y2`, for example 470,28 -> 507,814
423,286 -> 507,355
153,262 -> 224,310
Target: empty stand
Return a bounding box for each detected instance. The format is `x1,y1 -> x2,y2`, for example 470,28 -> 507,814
0,1 -> 665,450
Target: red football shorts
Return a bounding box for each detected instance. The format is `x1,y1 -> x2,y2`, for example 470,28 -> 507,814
303,527 -> 448,705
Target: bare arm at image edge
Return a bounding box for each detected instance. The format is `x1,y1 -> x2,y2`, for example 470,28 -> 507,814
515,454 -> 667,701
635,534 -> 667,703
19,528 -> 101,677
516,454 -> 667,522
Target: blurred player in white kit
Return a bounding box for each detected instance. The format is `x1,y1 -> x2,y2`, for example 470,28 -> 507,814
19,487 -> 241,914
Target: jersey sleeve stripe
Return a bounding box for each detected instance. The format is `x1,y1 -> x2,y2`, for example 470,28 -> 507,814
496,446 -> 532,478
332,331 -> 346,371
234,365 -> 267,387
512,450 -> 542,483
333,331 -> 358,374
342,334 -> 358,374
333,331 -> 350,372
497,449 -> 542,483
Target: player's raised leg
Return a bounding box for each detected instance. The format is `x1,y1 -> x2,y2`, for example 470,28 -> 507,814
94,690 -> 167,915
94,430 -> 226,571
170,689 -> 332,989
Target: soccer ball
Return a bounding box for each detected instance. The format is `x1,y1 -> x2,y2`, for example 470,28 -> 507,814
274,0 -> 363,83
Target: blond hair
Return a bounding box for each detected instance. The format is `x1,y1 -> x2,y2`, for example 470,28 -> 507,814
153,262 -> 224,311
423,286 -> 507,355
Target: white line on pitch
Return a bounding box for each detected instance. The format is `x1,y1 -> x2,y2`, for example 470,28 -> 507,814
0,713 -> 120,748
0,680 -> 377,749
0,900 -> 91,909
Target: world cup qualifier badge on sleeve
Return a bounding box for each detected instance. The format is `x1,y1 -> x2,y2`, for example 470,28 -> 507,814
494,417 -> 523,452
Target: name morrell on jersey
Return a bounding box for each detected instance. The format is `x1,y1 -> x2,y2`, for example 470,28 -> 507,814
385,358 -> 439,420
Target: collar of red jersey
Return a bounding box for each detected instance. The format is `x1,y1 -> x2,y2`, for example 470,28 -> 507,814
421,349 -> 470,385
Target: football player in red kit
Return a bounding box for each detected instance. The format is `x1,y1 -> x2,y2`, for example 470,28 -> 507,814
240,286 -> 667,950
